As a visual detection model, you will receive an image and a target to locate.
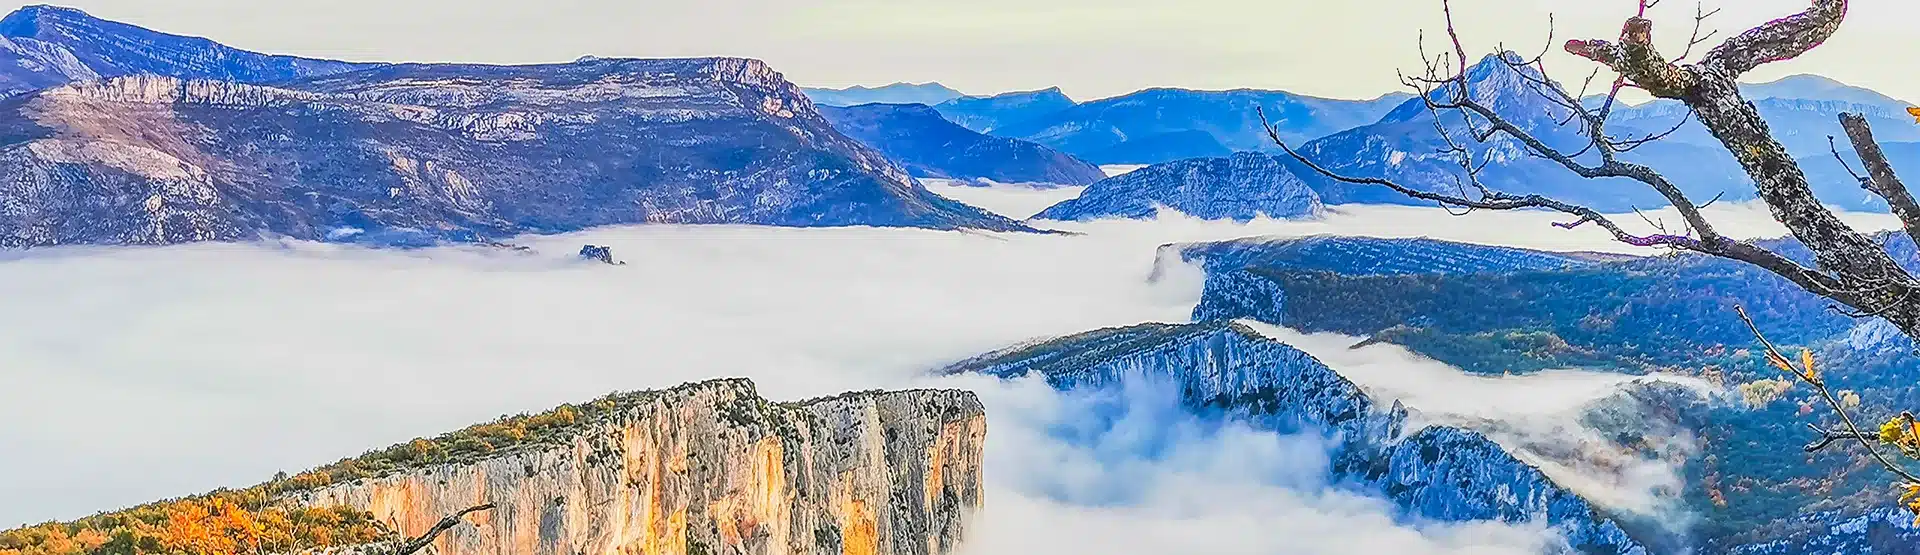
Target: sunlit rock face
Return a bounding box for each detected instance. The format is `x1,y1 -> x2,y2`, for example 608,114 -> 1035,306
0,56 -> 1023,247
285,379 -> 986,555
943,321 -> 1646,555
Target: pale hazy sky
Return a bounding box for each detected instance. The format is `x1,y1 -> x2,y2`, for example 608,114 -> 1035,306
8,0 -> 1919,102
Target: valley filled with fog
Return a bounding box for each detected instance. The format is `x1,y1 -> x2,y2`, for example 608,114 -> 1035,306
1,184 -> 1896,552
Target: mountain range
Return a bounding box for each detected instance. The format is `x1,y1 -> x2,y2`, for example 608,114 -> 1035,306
931,87 -> 1076,133
801,82 -> 967,107
805,58 -> 1920,215
0,7 -> 1034,247
0,57 -> 1023,247
818,102 -> 1105,186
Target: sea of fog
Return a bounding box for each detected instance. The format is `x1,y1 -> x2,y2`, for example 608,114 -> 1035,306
0,185 -> 1898,553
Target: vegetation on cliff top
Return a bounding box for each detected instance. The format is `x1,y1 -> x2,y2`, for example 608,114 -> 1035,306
1,379 -> 804,555
0,492 -> 389,555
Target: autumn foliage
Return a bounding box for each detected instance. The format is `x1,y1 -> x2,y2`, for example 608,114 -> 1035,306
2,395 -> 613,555
0,490 -> 389,555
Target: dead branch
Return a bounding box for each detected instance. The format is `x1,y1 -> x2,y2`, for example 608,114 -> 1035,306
1700,0 -> 1848,78
394,504 -> 494,555
1840,113 -> 1920,248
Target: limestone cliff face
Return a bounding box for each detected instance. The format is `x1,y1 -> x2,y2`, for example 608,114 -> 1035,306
284,379 -> 985,555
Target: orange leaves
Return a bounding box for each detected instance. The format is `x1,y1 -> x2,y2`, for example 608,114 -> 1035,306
1907,106 -> 1920,123
160,497 -> 264,555
1764,348 -> 1821,386
1,495 -> 388,555
1902,484 -> 1920,525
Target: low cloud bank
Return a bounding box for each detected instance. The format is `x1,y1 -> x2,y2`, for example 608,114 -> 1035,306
1248,324 -> 1721,536
2,185 -> 1890,551
932,372 -> 1565,555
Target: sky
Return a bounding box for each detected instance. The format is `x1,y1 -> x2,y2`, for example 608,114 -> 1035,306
7,0 -> 1918,102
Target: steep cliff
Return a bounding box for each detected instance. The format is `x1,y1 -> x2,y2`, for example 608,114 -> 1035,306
0,57 -> 1023,247
0,379 -> 985,555
942,321 -> 1646,554
278,379 -> 985,555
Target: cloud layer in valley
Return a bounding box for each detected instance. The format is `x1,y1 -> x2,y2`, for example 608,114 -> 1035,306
1247,325 -> 1721,532
0,187 -> 1895,552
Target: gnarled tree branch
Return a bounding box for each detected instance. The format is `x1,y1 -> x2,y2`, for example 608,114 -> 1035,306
395,504 -> 494,555
1701,0 -> 1848,77
1840,113 -> 1920,248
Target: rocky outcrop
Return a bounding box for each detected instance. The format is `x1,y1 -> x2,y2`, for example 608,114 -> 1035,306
1729,509 -> 1920,554
578,245 -> 622,265
1033,152 -> 1325,222
942,321 -> 1645,554
0,56 -> 1023,247
283,379 -> 986,555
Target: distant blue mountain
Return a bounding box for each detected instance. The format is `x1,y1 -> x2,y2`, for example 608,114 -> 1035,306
991,88 -> 1413,165
1568,75 -> 1919,212
818,102 -> 1105,185
1799,141 -> 1920,211
801,82 -> 966,107
1745,74 -> 1914,112
1295,53 -> 1750,211
932,87 -> 1076,133
1032,152 -> 1323,222
0,5 -> 374,97
0,58 -> 1024,247
943,320 -> 1647,554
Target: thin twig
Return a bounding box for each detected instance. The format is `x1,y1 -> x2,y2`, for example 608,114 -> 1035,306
1735,306 -> 1920,484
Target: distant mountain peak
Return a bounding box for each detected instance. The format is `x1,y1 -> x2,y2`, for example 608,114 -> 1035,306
0,4 -> 85,35
802,82 -> 966,107
1743,73 -> 1912,109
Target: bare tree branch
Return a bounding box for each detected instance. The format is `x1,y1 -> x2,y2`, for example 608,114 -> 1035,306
1701,0 -> 1849,78
394,504 -> 494,555
1840,113 -> 1920,248
1737,306 -> 1920,484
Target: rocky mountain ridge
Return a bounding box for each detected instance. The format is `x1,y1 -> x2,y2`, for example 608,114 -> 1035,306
0,57 -> 1023,247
